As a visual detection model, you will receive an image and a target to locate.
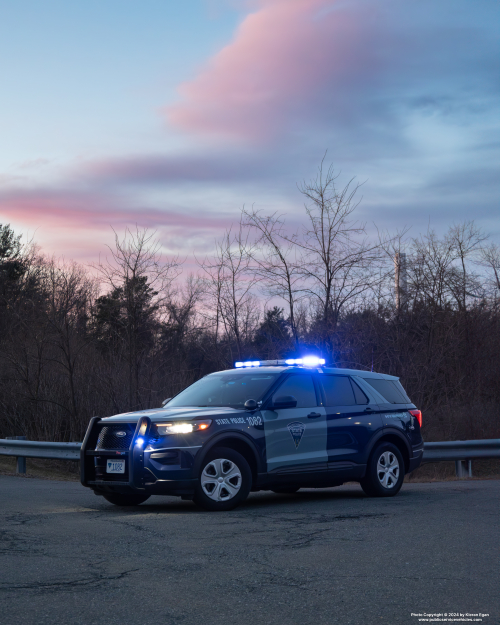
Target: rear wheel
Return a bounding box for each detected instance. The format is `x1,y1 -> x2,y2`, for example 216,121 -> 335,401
193,447 -> 252,511
102,493 -> 150,506
360,442 -> 404,497
271,487 -> 300,494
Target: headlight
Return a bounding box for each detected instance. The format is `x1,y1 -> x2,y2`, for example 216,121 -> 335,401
155,420 -> 212,435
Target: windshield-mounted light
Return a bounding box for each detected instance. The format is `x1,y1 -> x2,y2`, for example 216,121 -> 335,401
155,420 -> 212,435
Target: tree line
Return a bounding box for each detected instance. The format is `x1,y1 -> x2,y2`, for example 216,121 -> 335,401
1,162 -> 499,443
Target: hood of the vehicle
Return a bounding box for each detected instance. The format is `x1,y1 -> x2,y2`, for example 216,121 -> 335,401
102,406 -> 243,423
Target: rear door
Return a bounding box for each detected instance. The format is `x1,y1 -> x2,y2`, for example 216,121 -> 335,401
318,375 -> 383,472
262,373 -> 327,473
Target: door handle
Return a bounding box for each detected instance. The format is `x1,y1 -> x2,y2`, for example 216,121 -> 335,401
307,412 -> 322,418
364,407 -> 373,412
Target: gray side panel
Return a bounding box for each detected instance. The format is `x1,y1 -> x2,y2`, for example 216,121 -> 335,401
263,407 -> 327,472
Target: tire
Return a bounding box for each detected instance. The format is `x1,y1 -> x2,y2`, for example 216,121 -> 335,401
360,442 -> 405,497
102,493 -> 150,506
271,487 -> 300,494
193,447 -> 252,511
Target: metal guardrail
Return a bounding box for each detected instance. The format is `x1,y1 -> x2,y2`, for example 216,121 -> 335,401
0,436 -> 499,477
0,437 -> 81,466
421,439 -> 500,477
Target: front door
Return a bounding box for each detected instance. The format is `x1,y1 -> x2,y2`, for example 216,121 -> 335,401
262,373 -> 327,473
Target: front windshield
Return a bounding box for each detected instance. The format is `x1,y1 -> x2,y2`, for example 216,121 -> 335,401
167,372 -> 280,408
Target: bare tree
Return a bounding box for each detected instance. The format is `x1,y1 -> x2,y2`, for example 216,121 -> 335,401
198,223 -> 260,362
94,227 -> 181,409
446,221 -> 487,310
294,160 -> 385,341
43,259 -> 99,439
478,242 -> 500,294
243,208 -> 302,350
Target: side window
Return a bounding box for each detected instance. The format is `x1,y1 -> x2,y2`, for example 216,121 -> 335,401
274,374 -> 317,408
393,380 -> 411,402
364,379 -> 408,404
350,379 -> 369,404
319,376 -> 355,406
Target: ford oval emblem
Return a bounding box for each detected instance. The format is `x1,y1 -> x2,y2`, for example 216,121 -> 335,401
115,431 -> 127,437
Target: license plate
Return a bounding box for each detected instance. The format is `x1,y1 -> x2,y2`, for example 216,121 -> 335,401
106,459 -> 125,474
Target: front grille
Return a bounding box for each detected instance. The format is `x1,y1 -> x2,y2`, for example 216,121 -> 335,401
96,424 -> 135,450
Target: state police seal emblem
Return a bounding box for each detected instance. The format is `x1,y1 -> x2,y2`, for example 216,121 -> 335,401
287,422 -> 305,449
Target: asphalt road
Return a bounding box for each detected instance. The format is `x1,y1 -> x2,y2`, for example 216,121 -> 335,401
0,477 -> 498,625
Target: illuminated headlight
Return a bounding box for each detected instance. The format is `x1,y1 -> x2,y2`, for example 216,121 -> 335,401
155,420 -> 212,435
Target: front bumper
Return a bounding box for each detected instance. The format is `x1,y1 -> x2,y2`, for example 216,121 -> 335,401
80,416 -> 200,496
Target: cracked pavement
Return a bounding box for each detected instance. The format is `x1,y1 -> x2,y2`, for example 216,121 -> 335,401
0,477 -> 499,625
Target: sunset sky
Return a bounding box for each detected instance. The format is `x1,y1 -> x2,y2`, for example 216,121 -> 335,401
1,0 -> 498,263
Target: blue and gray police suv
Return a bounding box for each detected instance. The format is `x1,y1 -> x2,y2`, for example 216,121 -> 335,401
81,358 -> 423,511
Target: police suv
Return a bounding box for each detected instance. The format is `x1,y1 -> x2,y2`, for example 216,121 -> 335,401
81,358 -> 423,511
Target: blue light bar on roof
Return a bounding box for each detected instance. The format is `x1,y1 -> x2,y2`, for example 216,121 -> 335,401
234,356 -> 325,368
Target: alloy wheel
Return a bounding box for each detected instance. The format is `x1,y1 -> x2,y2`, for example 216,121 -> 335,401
376,451 -> 400,488
201,458 -> 242,501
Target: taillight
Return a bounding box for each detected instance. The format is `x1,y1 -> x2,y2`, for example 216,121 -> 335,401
409,409 -> 422,428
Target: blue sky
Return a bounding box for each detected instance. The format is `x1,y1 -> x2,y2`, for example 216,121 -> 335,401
0,0 -> 498,261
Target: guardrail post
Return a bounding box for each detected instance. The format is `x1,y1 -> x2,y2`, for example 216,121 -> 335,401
455,460 -> 472,479
6,436 -> 27,474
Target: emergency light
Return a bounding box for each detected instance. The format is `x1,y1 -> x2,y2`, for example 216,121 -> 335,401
234,357 -> 325,368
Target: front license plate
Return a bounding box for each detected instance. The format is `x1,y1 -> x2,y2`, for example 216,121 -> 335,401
106,459 -> 125,474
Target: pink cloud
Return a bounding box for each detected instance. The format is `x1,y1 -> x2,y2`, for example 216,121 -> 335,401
167,0 -> 371,141
0,189 -> 236,261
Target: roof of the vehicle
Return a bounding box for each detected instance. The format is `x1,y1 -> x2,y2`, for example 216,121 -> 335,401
323,367 -> 399,380
216,366 -> 398,380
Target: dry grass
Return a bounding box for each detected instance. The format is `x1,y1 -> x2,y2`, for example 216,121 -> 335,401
404,459 -> 500,482
0,456 -> 80,481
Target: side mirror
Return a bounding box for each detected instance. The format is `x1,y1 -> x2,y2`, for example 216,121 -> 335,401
244,399 -> 258,410
271,395 -> 297,409
161,398 -> 172,407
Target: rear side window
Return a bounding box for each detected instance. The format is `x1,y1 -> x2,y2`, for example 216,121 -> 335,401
364,379 -> 409,404
274,374 -> 317,408
393,380 -> 411,402
351,379 -> 369,404
319,376 -> 355,406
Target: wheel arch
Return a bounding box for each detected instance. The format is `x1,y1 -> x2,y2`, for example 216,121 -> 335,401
366,428 -> 411,473
194,432 -> 264,482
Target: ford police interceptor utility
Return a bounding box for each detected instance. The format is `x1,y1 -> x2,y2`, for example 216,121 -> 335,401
80,358 -> 423,511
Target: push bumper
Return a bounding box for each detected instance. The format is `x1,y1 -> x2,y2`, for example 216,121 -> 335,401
80,416 -> 199,497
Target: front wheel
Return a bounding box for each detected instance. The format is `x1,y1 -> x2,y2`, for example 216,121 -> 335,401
102,493 -> 150,506
193,447 -> 252,511
360,442 -> 404,497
